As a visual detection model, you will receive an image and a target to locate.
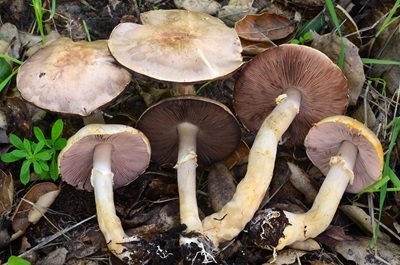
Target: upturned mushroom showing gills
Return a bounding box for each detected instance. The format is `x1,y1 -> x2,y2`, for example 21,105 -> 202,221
136,96 -> 241,261
108,9 -> 243,95
201,44 -> 348,249
16,38 -> 131,123
58,124 -> 151,263
249,115 -> 383,250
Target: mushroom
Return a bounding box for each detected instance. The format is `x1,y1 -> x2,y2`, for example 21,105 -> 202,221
136,96 -> 241,260
108,9 -> 243,95
16,38 -> 131,123
200,44 -> 348,248
249,115 -> 383,250
58,124 -> 151,262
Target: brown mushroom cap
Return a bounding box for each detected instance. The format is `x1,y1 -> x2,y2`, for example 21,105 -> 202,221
234,44 -> 348,144
136,96 -> 241,166
304,115 -> 383,193
108,9 -> 243,83
17,38 -> 131,116
58,124 -> 151,192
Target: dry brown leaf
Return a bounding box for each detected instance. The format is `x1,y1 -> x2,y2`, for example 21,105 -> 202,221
218,0 -> 254,26
0,169 -> 13,214
11,182 -> 60,235
371,24 -> 400,95
340,205 -> 391,241
334,5 -> 361,47
224,139 -> 250,169
173,0 -> 220,14
235,13 -> 295,42
334,237 -> 400,265
240,39 -> 274,55
36,247 -> 68,265
287,162 -> 317,206
311,33 -> 365,106
265,249 -> 307,265
208,163 -> 236,212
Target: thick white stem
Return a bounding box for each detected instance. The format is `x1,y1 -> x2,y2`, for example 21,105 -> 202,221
276,141 -> 358,249
176,122 -> 202,233
202,89 -> 301,246
91,143 -> 138,261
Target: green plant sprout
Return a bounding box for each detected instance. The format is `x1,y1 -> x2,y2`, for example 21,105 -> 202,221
82,19 -> 92,42
31,0 -> 57,43
368,0 -> 399,55
1,119 -> 67,185
7,256 -> 31,265
0,54 -> 23,93
290,31 -> 314,45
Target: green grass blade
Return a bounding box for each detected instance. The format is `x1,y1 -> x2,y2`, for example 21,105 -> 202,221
0,69 -> 18,93
362,58 -> 400,66
376,0 -> 400,37
0,54 -> 23,65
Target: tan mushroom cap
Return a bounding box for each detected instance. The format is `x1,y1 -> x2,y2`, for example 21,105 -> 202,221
108,9 -> 243,83
58,124 -> 151,192
17,38 -> 131,116
305,115 -> 383,193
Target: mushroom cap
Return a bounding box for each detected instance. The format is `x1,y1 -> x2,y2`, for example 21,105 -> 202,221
17,38 -> 132,116
136,96 -> 241,166
108,9 -> 243,83
304,115 -> 383,193
234,44 -> 348,144
58,124 -> 151,192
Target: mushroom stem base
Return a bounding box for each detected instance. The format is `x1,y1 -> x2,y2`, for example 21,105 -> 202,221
202,89 -> 301,247
251,141 -> 358,250
91,144 -> 139,262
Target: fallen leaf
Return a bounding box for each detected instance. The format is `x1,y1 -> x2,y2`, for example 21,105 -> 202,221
235,13 -> 295,42
224,139 -> 250,169
208,162 -> 236,212
265,248 -> 307,265
173,0 -> 220,15
340,205 -> 391,241
12,182 -> 60,236
311,33 -> 365,105
334,5 -> 361,47
287,162 -> 317,206
36,247 -> 68,265
0,169 -> 13,215
240,38 -> 274,55
371,24 -> 400,95
334,237 -> 400,265
218,0 -> 254,26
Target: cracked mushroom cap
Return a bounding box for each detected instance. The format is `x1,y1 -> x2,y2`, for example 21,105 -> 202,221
304,115 -> 383,193
108,9 -> 243,83
136,96 -> 241,166
58,124 -> 151,192
17,38 -> 131,116
234,44 -> 348,144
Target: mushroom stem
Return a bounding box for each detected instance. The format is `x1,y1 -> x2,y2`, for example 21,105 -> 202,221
91,143 -> 138,260
171,83 -> 196,95
83,111 -> 105,125
202,88 -> 301,246
274,140 -> 357,249
176,122 -> 202,233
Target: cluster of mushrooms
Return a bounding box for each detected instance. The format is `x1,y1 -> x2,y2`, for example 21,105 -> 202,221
15,9 -> 383,265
